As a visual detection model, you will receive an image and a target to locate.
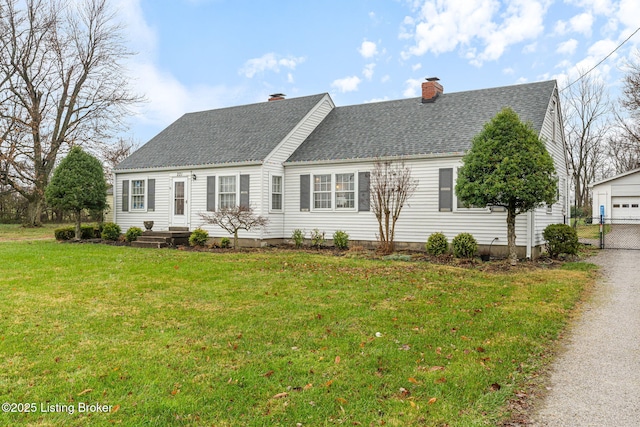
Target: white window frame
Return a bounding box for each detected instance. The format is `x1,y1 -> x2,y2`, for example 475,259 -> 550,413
270,174 -> 283,212
313,174 -> 332,210
218,175 -> 238,210
130,179 -> 147,212
335,173 -> 355,210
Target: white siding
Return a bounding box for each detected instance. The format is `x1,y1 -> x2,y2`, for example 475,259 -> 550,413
189,165 -> 264,240
115,171 -> 171,232
283,158 -> 530,250
591,171 -> 640,219
534,90 -> 570,246
264,95 -> 334,165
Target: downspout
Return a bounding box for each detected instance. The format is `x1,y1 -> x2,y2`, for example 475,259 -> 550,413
526,211 -> 533,259
112,172 -> 117,225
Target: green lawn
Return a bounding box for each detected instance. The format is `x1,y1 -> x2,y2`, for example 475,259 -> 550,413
0,241 -> 594,426
0,223 -> 62,241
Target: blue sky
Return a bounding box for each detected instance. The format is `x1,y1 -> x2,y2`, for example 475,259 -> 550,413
115,0 -> 640,144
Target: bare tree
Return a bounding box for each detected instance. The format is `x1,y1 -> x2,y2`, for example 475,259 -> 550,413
607,50 -> 640,174
0,0 -> 141,225
99,137 -> 138,184
370,159 -> 418,254
562,71 -> 611,209
198,206 -> 269,249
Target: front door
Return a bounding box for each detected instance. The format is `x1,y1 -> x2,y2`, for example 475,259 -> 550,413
171,177 -> 188,227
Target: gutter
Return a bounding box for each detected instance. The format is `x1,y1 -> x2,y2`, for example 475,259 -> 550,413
284,152 -> 467,167
114,160 -> 263,174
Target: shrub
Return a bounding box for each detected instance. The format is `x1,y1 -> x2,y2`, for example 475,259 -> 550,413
54,226 -> 75,241
310,228 -> 325,248
101,222 -> 121,241
543,224 -> 579,258
291,229 -> 305,248
333,230 -> 349,250
81,225 -> 98,239
452,233 -> 478,259
189,228 -> 209,247
220,237 -> 231,248
426,232 -> 449,256
125,226 -> 143,242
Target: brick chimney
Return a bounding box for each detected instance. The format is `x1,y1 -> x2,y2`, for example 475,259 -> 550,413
268,93 -> 286,101
421,77 -> 443,103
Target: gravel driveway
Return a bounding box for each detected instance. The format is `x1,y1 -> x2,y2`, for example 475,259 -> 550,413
531,250 -> 640,426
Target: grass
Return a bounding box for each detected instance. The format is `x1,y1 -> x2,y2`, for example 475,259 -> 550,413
0,223 -> 63,241
0,241 -> 594,426
575,223 -> 610,240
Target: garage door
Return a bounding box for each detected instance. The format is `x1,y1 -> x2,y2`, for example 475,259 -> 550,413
611,197 -> 640,219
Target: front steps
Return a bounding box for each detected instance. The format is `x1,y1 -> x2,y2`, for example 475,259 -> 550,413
131,227 -> 191,248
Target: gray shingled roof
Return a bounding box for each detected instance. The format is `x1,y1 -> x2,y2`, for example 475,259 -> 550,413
115,93 -> 327,170
286,80 -> 557,163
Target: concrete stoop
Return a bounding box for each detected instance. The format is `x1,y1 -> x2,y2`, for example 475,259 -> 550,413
131,227 -> 191,248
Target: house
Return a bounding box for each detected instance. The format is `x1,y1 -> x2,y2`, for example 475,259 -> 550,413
590,167 -> 640,221
114,79 -> 569,258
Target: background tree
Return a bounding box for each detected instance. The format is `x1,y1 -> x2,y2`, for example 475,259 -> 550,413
456,107 -> 558,265
370,159 -> 418,254
45,146 -> 107,239
562,71 -> 610,210
607,49 -> 640,173
0,0 -> 140,226
198,206 -> 269,249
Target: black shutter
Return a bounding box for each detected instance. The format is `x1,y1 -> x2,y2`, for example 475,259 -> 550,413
358,171 -> 370,212
300,174 -> 310,211
122,180 -> 129,212
439,168 -> 453,212
207,176 -> 216,211
240,174 -> 250,208
147,179 -> 155,211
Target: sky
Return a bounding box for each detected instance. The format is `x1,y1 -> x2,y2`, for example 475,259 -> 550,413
113,0 -> 640,145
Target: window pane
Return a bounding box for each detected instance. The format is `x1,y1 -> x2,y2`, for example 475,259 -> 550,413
335,174 -> 354,191
272,176 -> 282,193
132,180 -> 145,209
314,192 -> 331,209
219,193 -> 235,209
272,194 -> 282,210
314,175 -> 331,192
336,192 -> 354,209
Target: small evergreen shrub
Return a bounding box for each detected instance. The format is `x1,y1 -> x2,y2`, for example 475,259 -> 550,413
189,228 -> 209,247
543,224 -> 579,258
81,225 -> 98,239
426,232 -> 449,256
452,232 -> 478,259
220,237 -> 231,248
311,228 -> 325,248
101,222 -> 121,241
125,226 -> 143,242
54,226 -> 75,241
333,230 -> 349,249
291,229 -> 305,248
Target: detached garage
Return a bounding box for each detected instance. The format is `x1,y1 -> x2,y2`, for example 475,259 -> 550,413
591,168 -> 640,221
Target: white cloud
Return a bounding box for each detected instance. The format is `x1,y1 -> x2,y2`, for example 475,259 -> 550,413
403,78 -> 422,97
569,12 -> 594,36
401,0 -> 549,65
566,0 -> 614,16
363,63 -> 376,80
618,0 -> 640,28
381,75 -> 391,83
503,67 -> 515,75
287,73 -> 294,84
365,96 -> 390,103
412,63 -> 423,71
359,40 -> 379,58
331,76 -> 362,93
523,42 -> 538,54
554,20 -> 568,35
557,39 -> 579,55
114,0 -> 245,131
239,53 -> 305,78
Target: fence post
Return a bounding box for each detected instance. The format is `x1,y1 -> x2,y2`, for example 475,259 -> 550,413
600,215 -> 604,249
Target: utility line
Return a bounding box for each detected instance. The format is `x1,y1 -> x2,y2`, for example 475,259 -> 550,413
561,25 -> 640,92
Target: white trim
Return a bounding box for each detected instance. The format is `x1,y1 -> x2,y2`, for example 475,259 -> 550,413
263,93 -> 335,165
284,152 -> 466,167
130,178 -> 148,212
589,168 -> 640,188
269,173 -> 284,213
115,161 -> 263,174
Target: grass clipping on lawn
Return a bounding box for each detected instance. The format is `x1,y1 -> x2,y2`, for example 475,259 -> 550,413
0,241 -> 594,426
